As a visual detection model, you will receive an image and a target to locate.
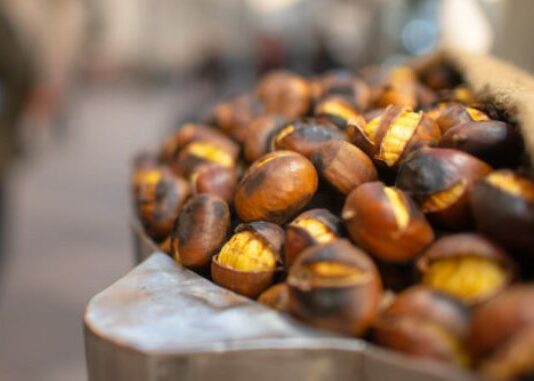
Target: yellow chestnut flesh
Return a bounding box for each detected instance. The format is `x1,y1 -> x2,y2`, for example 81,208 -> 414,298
186,141 -> 234,168
485,171 -> 534,202
383,187 -> 410,230
378,110 -> 422,167
217,231 -> 276,272
420,181 -> 467,213
293,218 -> 335,244
423,256 -> 507,302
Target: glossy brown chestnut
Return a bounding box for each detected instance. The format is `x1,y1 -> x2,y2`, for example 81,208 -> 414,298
342,182 -> 434,262
190,163 -> 238,204
257,283 -> 289,312
287,239 -> 382,336
160,123 -> 239,164
349,105 -> 441,170
171,194 -> 230,270
311,70 -> 371,111
470,170 -> 534,254
211,221 -> 284,298
439,120 -> 520,165
213,94 -> 264,142
311,140 -> 377,195
373,286 -> 470,366
234,150 -> 318,224
396,147 -> 493,229
417,233 -> 514,305
135,167 -> 190,241
256,70 -> 312,119
173,140 -> 236,178
284,208 -> 342,269
375,66 -> 418,109
271,118 -> 346,158
313,95 -> 360,131
243,114 -> 288,163
435,103 -> 489,133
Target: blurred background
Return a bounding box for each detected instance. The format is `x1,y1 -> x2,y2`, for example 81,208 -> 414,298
0,0 -> 533,379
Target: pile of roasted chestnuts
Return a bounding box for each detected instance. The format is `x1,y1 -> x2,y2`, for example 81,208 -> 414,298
132,62 -> 534,380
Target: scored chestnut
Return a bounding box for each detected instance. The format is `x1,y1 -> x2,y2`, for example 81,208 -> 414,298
373,286 -> 470,366
348,105 -> 441,170
243,114 -> 288,163
258,283 -> 290,312
435,103 -> 489,133
284,208 -> 342,269
313,95 -> 360,130
470,170 -> 534,255
311,140 -> 377,195
171,194 -> 230,270
271,118 -> 346,158
256,70 -> 312,119
311,70 -> 371,111
189,163 -> 238,204
396,147 -> 492,229
375,66 -> 418,109
342,182 -> 434,262
173,140 -> 236,178
211,221 -> 284,298
417,233 -> 514,305
234,150 -> 318,224
213,94 -> 264,143
287,239 -> 382,336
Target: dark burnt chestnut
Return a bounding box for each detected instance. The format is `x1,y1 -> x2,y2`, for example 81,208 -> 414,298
257,283 -> 289,312
470,170 -> 534,255
173,140 -> 236,178
213,94 -> 264,142
375,66 -> 418,109
313,95 -> 360,131
348,105 -> 441,170
234,150 -> 318,224
373,286 -> 470,366
257,70 -> 312,119
417,233 -> 514,305
396,147 -> 493,229
160,123 -> 239,164
342,182 -> 434,262
311,140 -> 377,195
190,163 -> 238,204
284,208 -> 342,269
435,103 -> 489,133
211,221 -> 284,298
271,118 -> 346,158
243,114 -> 288,163
311,70 -> 372,111
171,194 -> 230,270
134,167 -> 190,242
287,239 -> 382,336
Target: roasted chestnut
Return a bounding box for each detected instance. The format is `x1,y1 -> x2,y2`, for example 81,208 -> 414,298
311,140 -> 377,195
171,194 -> 231,270
243,114 -> 288,163
349,105 -> 441,170
287,239 -> 382,336
435,103 -> 489,133
311,70 -> 371,111
313,95 -> 360,131
234,150 -> 318,224
135,167 -> 190,241
376,66 -> 418,109
257,70 -> 312,119
213,94 -> 264,142
257,283 -> 289,312
396,147 -> 493,229
421,64 -> 462,91
373,286 -> 470,366
417,233 -> 514,305
160,123 -> 239,164
190,163 -> 238,204
342,182 -> 434,262
470,170 -> 534,255
439,85 -> 477,105
211,221 -> 284,298
284,208 -> 342,269
271,118 -> 346,158
173,140 -> 236,178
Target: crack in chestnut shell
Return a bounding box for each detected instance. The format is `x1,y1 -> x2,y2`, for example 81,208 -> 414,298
172,194 -> 231,270
234,151 -> 318,224
287,239 -> 382,336
342,182 -> 434,262
234,221 -> 285,258
243,114 -> 288,163
311,70 -> 372,112
435,104 -> 488,133
284,208 -> 342,269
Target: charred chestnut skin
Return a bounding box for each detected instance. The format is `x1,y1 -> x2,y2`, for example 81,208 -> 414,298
287,239 -> 382,336
342,182 -> 434,262
134,167 -> 190,242
470,170 -> 534,255
257,283 -> 289,312
243,114 -> 288,163
190,163 -> 238,204
396,147 -> 493,229
257,70 -> 312,119
313,95 -> 361,130
214,94 -> 264,143
272,118 -> 346,158
435,103 -> 489,133
234,150 -> 318,224
173,141 -> 236,178
417,233 -> 514,305
373,286 -> 470,366
171,194 -> 231,270
284,208 -> 342,269
311,140 -> 377,195
211,221 -> 284,298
